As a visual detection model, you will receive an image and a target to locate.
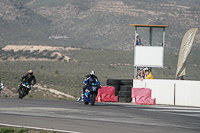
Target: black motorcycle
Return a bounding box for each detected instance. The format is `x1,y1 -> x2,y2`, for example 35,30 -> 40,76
18,82 -> 31,99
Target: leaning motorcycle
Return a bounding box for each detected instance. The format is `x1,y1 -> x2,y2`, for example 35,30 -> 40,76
18,82 -> 31,99
84,79 -> 100,106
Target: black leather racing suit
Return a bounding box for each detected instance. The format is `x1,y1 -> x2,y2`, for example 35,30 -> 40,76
19,74 -> 36,94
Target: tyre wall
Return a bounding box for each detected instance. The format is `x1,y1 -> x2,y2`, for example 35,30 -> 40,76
107,79 -> 133,103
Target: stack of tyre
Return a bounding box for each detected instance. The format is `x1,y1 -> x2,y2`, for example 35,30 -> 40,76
107,79 -> 133,103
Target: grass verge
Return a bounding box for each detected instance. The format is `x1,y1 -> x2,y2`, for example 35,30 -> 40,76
0,127 -> 56,133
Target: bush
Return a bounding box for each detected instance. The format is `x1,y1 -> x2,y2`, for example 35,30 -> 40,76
49,54 -> 58,59
58,56 -> 64,61
55,70 -> 59,74
14,55 -> 20,59
46,51 -> 53,59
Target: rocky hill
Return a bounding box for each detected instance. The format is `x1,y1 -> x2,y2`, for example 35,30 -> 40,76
0,0 -> 200,50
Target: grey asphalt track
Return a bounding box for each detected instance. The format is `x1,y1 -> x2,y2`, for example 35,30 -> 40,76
0,98 -> 200,133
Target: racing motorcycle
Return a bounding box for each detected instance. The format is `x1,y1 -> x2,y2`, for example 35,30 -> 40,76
84,78 -> 100,106
18,82 -> 31,99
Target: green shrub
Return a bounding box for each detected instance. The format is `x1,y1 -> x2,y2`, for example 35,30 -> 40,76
58,56 -> 64,61
0,127 -> 15,133
49,54 -> 58,59
15,128 -> 29,133
0,127 -> 55,133
55,70 -> 59,74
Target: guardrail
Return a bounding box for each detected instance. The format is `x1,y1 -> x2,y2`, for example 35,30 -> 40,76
133,79 -> 200,107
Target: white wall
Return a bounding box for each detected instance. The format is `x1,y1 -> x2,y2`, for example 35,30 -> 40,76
175,81 -> 200,107
133,79 -> 200,107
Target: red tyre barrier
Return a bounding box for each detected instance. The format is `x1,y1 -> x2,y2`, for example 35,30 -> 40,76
95,86 -> 118,102
135,96 -> 156,105
132,88 -> 151,98
99,86 -> 115,95
101,94 -> 118,102
132,88 -> 156,105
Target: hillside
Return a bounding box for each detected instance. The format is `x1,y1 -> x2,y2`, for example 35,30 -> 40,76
0,45 -> 200,100
0,0 -> 199,50
0,0 -> 53,46
0,0 -> 200,100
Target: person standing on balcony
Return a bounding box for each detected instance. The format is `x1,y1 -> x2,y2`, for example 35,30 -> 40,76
133,33 -> 142,45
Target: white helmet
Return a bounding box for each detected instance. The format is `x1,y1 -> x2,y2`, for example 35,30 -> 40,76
136,33 -> 139,37
90,70 -> 95,76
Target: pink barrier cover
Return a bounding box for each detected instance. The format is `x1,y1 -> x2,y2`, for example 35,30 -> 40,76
95,86 -> 118,102
98,86 -> 115,95
101,94 -> 118,102
132,88 -> 151,98
135,96 -> 156,105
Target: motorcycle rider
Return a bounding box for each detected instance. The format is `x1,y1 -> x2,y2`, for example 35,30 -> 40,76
18,70 -> 36,95
83,70 -> 100,97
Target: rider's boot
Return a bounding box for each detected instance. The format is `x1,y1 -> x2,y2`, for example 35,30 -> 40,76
82,86 -> 86,99
82,93 -> 85,99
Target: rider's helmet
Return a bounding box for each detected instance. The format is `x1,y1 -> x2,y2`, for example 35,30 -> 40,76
28,70 -> 33,76
89,70 -> 95,77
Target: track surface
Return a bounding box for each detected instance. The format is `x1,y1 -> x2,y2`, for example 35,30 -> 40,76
0,98 -> 200,133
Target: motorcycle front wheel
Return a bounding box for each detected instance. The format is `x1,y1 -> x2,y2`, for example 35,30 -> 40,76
19,90 -> 23,99
90,93 -> 96,106
19,87 -> 25,99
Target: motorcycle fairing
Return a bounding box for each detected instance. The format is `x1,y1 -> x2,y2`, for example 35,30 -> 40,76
85,89 -> 90,103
